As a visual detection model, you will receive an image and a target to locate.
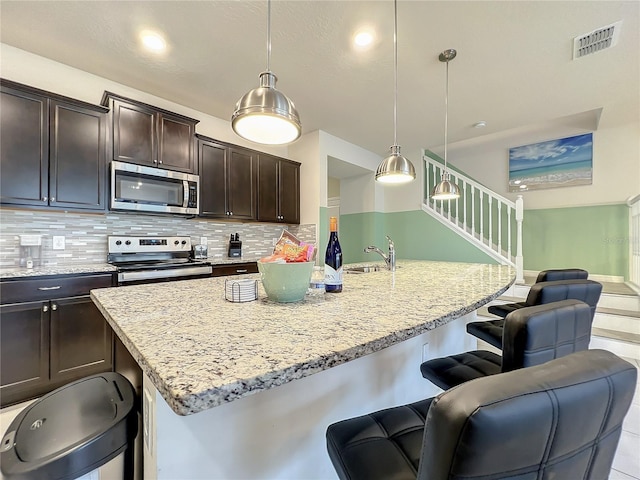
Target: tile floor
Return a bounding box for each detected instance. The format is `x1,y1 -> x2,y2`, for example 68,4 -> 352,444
1,358 -> 638,479
610,356 -> 640,480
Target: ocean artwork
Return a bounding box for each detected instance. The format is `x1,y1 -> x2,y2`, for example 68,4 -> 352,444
508,133 -> 593,192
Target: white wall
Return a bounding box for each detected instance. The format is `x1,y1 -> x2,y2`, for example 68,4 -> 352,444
1,44 -> 290,159
429,114 -> 640,210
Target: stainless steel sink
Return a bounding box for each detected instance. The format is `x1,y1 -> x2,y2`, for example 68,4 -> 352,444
344,265 -> 384,274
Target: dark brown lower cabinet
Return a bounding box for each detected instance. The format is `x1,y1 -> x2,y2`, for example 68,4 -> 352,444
0,301 -> 50,403
0,274 -> 115,407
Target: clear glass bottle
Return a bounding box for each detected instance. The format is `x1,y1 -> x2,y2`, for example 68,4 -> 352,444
308,266 -> 326,297
324,216 -> 343,293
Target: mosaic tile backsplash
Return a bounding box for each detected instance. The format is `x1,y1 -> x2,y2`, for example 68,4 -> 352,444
0,208 -> 316,268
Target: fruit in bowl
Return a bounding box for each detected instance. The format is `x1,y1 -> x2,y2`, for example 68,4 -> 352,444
257,260 -> 314,303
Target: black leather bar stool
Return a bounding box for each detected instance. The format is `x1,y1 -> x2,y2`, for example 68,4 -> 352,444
326,349 -> 636,480
1,372 -> 138,480
420,299 -> 592,390
466,279 -> 602,349
534,268 -> 588,282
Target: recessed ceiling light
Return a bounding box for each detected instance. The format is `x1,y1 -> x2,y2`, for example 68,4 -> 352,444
519,184 -> 527,189
473,121 -> 487,128
140,30 -> 167,53
354,30 -> 374,48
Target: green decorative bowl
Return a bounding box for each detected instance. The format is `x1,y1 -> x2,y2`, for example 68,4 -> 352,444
257,261 -> 314,303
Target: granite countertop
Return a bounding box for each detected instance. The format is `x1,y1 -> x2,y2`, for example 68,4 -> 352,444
91,260 -> 515,416
0,263 -> 118,279
0,258 -> 260,279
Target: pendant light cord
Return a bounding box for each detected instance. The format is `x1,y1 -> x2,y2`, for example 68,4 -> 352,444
444,57 -> 449,172
393,0 -> 398,146
266,0 -> 271,72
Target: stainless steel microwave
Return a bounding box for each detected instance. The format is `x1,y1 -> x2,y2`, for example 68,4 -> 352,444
110,161 -> 200,215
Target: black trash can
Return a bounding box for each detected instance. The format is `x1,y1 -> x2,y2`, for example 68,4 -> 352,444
1,372 -> 138,480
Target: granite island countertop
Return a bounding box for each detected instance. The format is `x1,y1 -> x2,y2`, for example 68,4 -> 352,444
91,260 -> 515,416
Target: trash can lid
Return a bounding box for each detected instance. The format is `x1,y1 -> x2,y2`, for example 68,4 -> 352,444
1,372 -> 137,479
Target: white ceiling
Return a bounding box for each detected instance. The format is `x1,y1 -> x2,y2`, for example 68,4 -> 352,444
1,1 -> 638,163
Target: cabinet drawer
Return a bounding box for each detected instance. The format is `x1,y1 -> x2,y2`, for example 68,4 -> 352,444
212,263 -> 258,277
0,274 -> 114,304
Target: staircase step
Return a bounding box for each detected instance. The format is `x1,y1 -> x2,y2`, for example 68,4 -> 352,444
593,308 -> 640,335
590,328 -> 640,360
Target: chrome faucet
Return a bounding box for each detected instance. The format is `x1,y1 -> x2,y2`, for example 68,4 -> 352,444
364,235 -> 396,271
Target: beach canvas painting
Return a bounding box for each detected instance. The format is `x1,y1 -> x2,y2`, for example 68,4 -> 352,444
508,133 -> 593,192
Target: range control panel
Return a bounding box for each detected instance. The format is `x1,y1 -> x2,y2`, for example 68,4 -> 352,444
108,236 -> 192,254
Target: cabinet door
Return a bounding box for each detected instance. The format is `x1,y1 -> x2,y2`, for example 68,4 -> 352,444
0,86 -> 48,206
278,160 -> 300,224
227,148 -> 256,220
112,100 -> 156,166
49,100 -> 106,211
0,301 -> 50,406
257,154 -> 280,222
50,296 -> 113,384
199,140 -> 228,217
158,114 -> 195,173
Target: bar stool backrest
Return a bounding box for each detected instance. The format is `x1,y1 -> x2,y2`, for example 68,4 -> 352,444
418,349 -> 636,480
535,268 -> 589,282
525,279 -> 602,318
501,299 -> 593,372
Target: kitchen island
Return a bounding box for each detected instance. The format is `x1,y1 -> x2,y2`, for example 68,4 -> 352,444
91,260 -> 514,479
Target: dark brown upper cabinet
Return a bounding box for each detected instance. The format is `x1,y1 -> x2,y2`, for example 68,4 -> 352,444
102,92 -> 199,174
0,79 -> 108,211
257,154 -> 300,224
197,135 -> 257,220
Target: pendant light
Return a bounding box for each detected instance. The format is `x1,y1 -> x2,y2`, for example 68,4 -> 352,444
375,0 -> 416,184
431,49 -> 461,200
231,0 -> 301,145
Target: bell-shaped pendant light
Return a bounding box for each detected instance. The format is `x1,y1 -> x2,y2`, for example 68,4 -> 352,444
231,0 -> 301,145
375,0 -> 416,184
431,49 -> 460,200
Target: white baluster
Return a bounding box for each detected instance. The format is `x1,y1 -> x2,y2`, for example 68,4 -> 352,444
471,185 -> 476,238
462,180 -> 467,232
488,196 -> 493,250
507,205 -> 512,259
497,201 -> 502,255
479,190 -> 484,244
515,195 -> 524,283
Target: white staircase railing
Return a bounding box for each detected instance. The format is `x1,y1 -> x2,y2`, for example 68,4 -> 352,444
628,194 -> 640,292
422,152 -> 524,283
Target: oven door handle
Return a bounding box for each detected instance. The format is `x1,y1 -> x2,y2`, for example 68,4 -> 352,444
118,265 -> 212,283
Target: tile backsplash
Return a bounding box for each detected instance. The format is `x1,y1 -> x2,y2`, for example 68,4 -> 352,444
0,208 -> 316,268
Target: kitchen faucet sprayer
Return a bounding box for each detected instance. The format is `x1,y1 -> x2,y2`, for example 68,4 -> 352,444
363,235 -> 396,271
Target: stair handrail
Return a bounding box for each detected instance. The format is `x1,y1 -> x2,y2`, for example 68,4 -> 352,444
423,153 -> 524,283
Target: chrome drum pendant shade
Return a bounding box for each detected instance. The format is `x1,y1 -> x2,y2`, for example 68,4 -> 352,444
431,172 -> 459,200
375,0 -> 415,184
232,71 -> 301,145
376,145 -> 416,184
231,0 -> 301,145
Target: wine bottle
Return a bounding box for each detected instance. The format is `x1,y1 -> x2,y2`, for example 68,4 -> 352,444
324,216 -> 343,293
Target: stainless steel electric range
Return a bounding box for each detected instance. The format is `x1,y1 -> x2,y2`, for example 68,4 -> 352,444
107,235 -> 212,285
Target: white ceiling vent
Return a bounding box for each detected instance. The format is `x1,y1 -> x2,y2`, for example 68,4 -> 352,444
573,21 -> 622,59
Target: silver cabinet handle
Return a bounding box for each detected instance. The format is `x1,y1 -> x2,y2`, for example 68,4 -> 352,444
42,196 -> 48,201
38,286 -> 61,291
43,305 -> 48,312
236,269 -> 248,273
50,197 -> 55,202
51,304 -> 58,311
159,160 -> 163,164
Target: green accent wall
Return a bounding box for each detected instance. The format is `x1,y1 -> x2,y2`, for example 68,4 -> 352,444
523,204 -> 629,278
339,210 -> 496,265
330,204 -> 629,278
